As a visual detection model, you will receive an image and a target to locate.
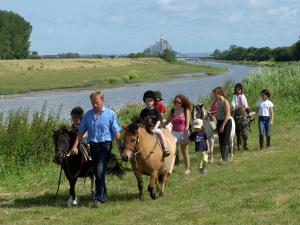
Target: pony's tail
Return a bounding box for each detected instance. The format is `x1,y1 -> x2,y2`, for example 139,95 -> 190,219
107,153 -> 125,178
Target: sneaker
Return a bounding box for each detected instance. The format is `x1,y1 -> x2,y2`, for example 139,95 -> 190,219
92,200 -> 102,208
218,160 -> 227,166
184,169 -> 191,175
199,168 -> 207,175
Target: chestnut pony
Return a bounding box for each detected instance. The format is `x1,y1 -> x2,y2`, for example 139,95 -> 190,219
122,118 -> 176,200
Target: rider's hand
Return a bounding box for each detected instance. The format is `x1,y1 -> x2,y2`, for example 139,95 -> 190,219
70,147 -> 78,156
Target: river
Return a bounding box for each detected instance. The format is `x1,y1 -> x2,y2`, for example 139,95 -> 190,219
0,60 -> 258,119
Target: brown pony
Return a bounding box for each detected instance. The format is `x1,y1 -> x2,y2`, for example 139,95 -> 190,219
121,117 -> 176,200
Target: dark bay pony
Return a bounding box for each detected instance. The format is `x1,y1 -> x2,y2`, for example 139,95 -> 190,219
233,106 -> 255,150
121,118 -> 176,200
53,126 -> 124,207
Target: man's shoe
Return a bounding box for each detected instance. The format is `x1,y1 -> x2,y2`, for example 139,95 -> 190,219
92,200 -> 102,208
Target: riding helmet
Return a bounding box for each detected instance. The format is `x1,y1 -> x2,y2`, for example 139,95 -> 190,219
70,106 -> 84,119
154,91 -> 164,101
143,90 -> 156,103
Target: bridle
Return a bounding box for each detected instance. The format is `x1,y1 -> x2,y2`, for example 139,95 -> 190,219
124,131 -> 160,169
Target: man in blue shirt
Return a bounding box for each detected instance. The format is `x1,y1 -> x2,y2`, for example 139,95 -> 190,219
71,91 -> 122,207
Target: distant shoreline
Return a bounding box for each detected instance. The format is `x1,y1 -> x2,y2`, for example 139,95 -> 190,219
0,58 -> 226,96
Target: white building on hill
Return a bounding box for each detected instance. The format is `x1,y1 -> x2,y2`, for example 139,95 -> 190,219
144,34 -> 172,55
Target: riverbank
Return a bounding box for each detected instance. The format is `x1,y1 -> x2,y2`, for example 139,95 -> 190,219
202,58 -> 300,67
0,58 -> 226,95
0,64 -> 299,224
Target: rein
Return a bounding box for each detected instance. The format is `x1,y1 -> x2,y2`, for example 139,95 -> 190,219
128,134 -> 160,169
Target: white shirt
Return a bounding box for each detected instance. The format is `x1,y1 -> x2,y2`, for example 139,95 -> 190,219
232,94 -> 249,109
256,100 -> 274,117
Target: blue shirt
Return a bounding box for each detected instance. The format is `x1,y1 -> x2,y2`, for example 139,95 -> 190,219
79,106 -> 122,143
189,131 -> 208,152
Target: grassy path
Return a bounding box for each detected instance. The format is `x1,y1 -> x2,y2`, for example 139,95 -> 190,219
0,58 -> 225,95
0,116 -> 299,225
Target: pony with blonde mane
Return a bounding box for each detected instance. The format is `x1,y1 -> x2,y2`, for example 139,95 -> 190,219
121,117 -> 176,200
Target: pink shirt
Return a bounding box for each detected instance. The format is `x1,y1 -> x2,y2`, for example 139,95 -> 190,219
172,112 -> 186,132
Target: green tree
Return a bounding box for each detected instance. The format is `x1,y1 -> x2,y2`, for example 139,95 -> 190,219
160,49 -> 176,62
272,47 -> 294,61
0,10 -> 32,59
292,39 -> 300,60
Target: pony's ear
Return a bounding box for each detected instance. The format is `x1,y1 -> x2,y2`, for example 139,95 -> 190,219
200,103 -> 204,107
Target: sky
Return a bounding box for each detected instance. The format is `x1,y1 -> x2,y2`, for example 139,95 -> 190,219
1,0 -> 300,54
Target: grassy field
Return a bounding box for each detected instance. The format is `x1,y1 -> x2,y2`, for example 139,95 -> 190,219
0,64 -> 300,225
0,58 -> 225,95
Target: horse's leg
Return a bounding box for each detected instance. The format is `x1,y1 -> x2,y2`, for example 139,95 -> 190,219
175,143 -> 180,166
148,171 -> 158,200
160,171 -> 169,196
208,137 -> 214,163
66,174 -> 78,207
237,129 -> 241,151
242,131 -> 249,150
133,170 -> 144,201
155,175 -> 162,197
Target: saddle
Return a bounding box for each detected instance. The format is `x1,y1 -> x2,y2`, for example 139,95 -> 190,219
79,143 -> 90,163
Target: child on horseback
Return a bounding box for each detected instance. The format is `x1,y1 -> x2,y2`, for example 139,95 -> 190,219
256,89 -> 274,149
231,83 -> 250,113
154,91 -> 166,118
140,90 -> 170,157
182,119 -> 210,174
70,106 -> 90,160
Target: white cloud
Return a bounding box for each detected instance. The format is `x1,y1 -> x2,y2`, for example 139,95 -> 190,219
157,0 -> 199,14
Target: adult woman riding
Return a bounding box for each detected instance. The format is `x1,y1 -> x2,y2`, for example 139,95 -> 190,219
212,87 -> 232,165
164,94 -> 192,175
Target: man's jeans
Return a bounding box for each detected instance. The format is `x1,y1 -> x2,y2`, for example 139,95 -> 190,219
90,141 -> 112,203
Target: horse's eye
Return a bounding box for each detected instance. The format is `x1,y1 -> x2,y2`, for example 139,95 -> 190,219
131,138 -> 136,143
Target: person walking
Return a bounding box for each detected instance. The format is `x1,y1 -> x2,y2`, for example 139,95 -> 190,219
256,89 -> 274,149
70,91 -> 122,207
164,94 -> 192,175
212,87 -> 232,165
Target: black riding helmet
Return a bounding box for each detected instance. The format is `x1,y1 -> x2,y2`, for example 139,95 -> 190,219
70,106 -> 84,119
154,91 -> 164,101
143,90 -> 156,103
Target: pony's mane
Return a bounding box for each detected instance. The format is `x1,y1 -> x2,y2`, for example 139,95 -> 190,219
53,124 -> 71,138
126,116 -> 153,134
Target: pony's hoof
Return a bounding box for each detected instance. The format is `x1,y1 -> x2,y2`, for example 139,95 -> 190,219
139,196 -> 144,201
150,193 -> 157,200
67,197 -> 77,208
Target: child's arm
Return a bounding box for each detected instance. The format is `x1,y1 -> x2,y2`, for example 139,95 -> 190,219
269,107 -> 274,126
154,120 -> 161,130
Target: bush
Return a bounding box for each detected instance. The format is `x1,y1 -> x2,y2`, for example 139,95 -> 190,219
122,70 -> 141,82
105,77 -> 120,84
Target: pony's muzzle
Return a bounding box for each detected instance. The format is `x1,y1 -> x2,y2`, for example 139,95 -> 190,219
121,152 -> 132,162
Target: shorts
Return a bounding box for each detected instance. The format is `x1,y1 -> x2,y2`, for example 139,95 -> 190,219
172,130 -> 189,144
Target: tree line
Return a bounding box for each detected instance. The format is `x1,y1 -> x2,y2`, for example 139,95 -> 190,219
212,38 -> 300,62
